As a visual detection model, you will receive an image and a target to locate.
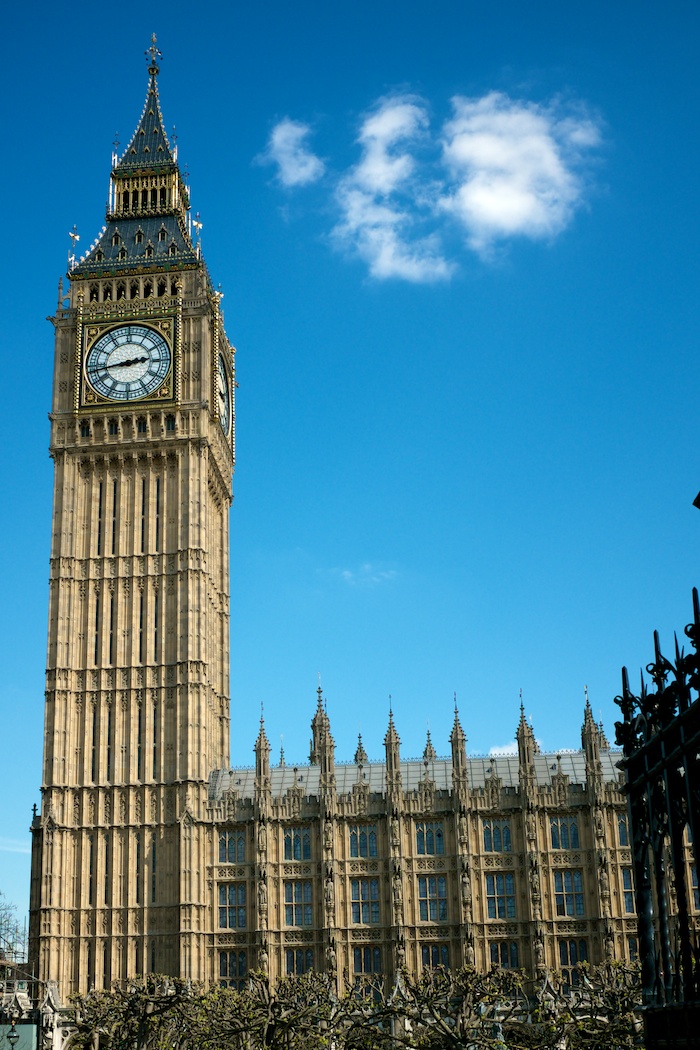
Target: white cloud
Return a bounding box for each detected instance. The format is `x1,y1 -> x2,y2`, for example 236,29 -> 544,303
333,96 -> 453,283
488,741 -> 518,756
489,735 -> 543,756
262,118 -> 325,187
336,562 -> 398,587
263,90 -> 601,280
440,92 -> 600,253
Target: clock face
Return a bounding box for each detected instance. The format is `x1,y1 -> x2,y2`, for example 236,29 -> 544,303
85,325 -> 171,402
217,353 -> 230,434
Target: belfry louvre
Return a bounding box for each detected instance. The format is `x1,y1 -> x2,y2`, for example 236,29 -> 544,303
29,44 -> 654,1000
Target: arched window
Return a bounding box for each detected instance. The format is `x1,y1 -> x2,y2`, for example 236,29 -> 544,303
158,226 -> 167,242
116,281 -> 126,300
89,283 -> 99,302
157,279 -> 167,297
112,231 -> 120,246
618,815 -> 629,846
130,280 -> 139,300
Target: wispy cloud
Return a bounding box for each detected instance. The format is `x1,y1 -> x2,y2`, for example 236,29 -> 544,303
333,96 -> 453,282
0,838 -> 31,855
261,118 -> 325,187
335,562 -> 399,587
261,90 -> 601,280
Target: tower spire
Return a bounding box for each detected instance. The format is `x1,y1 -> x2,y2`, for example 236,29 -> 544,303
71,39 -> 197,277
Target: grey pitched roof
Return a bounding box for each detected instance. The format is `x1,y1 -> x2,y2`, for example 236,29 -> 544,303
115,71 -> 176,173
72,215 -> 197,276
208,749 -> 623,803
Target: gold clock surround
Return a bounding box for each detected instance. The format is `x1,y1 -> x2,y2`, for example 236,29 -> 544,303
81,317 -> 175,407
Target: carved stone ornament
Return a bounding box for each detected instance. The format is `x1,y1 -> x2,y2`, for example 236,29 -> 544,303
484,773 -> 501,809
257,822 -> 267,854
391,815 -> 400,851
460,859 -> 471,903
458,812 -> 468,848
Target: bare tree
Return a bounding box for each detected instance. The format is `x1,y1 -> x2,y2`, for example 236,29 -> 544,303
67,963 -> 643,1050
0,893 -> 28,979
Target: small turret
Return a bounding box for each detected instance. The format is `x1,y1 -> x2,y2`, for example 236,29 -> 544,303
384,703 -> 402,800
423,730 -> 437,761
516,700 -> 539,772
354,734 -> 368,765
582,686 -> 603,795
254,710 -> 271,807
450,699 -> 469,800
309,686 -> 335,787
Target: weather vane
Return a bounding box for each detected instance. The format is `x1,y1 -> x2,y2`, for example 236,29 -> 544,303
146,33 -> 162,73
67,225 -> 80,269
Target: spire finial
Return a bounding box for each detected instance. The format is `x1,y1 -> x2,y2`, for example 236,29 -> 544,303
423,728 -> 437,761
354,733 -> 368,765
67,225 -> 80,270
519,687 -> 524,713
260,700 -> 264,726
454,691 -> 458,715
146,33 -> 162,75
584,683 -> 590,709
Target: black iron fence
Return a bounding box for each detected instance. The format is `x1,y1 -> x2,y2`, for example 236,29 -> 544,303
615,589 -> 700,1044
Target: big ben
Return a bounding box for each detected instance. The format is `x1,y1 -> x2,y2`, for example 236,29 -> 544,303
29,38 -> 235,995
28,39 -> 646,1010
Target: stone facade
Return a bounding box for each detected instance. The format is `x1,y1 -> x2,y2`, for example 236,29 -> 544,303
204,696 -> 638,991
29,48 -> 645,1002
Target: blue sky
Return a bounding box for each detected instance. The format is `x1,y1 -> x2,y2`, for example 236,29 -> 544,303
0,1 -> 698,916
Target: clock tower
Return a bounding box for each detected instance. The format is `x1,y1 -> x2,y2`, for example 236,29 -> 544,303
29,39 -> 235,994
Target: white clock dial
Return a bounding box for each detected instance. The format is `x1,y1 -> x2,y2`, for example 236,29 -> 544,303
86,325 -> 171,402
217,353 -> 230,434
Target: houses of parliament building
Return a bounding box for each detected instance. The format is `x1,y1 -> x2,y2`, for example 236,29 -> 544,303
29,42 -> 648,1002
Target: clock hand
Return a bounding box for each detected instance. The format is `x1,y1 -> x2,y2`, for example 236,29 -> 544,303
109,355 -> 149,369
